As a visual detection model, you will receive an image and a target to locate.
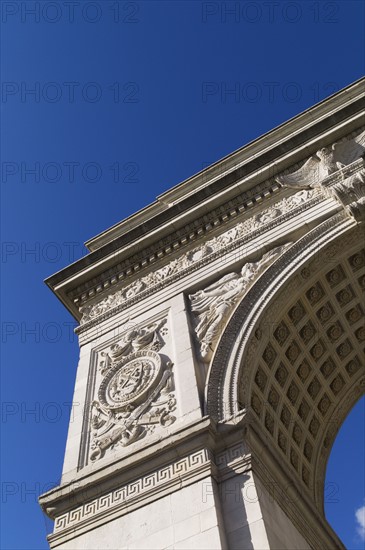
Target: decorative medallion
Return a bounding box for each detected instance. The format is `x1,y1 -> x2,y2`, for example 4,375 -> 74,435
99,351 -> 163,409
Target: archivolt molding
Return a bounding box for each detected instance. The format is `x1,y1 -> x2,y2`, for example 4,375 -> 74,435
245,242 -> 364,502
206,214 -> 364,510
77,189 -> 320,330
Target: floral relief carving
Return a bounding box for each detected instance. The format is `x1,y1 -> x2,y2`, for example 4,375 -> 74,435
80,190 -> 315,324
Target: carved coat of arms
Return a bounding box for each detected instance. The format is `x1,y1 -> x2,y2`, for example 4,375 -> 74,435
89,320 -> 176,462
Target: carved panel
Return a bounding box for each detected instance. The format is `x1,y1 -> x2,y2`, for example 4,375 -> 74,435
83,319 -> 177,465
276,128 -> 365,222
276,128 -> 365,188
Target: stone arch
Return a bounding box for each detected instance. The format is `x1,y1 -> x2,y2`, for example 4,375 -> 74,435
206,211 -> 365,513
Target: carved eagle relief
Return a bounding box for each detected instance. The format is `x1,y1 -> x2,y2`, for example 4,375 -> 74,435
276,129 -> 365,189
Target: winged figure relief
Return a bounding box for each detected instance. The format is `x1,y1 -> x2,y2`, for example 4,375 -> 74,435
276,129 -> 365,189
189,243 -> 292,360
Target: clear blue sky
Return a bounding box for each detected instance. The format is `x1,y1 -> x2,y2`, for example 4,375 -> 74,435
1,1 -> 364,549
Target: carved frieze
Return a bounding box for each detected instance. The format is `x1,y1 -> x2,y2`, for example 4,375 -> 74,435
88,320 -> 176,463
189,243 -> 292,362
80,190 -> 316,325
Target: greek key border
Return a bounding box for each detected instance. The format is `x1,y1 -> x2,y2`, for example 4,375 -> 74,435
54,448 -> 211,534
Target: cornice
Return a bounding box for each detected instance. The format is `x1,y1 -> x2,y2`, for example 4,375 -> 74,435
39,416 -> 216,514
50,180 -> 283,322
41,416 -> 219,546
86,77 -> 365,252
74,180 -> 282,305
45,79 -> 365,321
47,448 -> 215,547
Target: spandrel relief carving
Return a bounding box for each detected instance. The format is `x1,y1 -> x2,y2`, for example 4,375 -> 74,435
189,244 -> 292,361
80,190 -> 315,324
89,319 -> 176,463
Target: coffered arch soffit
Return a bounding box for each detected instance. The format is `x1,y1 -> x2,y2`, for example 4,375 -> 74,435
206,214 -> 365,509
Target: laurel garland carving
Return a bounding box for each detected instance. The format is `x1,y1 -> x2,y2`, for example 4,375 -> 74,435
79,190 -> 317,326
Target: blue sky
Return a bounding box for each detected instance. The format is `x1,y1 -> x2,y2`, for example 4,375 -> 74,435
1,1 -> 364,548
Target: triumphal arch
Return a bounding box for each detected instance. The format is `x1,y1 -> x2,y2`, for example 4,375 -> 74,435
40,79 -> 365,549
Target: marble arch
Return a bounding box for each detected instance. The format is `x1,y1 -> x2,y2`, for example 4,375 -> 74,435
39,80 -> 365,549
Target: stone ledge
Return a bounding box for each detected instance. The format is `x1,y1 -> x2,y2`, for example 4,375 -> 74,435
47,448 -> 215,547
40,410 -> 346,550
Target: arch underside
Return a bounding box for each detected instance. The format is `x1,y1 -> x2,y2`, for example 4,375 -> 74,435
207,214 -> 365,513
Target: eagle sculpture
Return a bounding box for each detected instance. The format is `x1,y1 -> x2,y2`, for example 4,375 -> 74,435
276,129 -> 365,188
